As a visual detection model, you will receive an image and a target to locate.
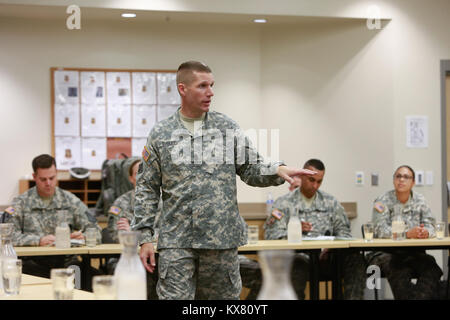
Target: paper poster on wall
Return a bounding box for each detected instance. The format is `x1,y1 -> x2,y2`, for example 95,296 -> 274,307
157,105 -> 179,122
132,72 -> 157,105
157,73 -> 180,105
54,104 -> 80,136
132,138 -> 148,157
406,115 -> 428,148
107,104 -> 131,137
81,71 -> 105,105
55,136 -> 81,170
106,72 -> 131,105
81,137 -> 106,169
133,105 -> 156,137
81,105 -> 106,137
54,70 -> 80,105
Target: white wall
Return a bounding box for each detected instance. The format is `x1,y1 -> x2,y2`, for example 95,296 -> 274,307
0,17 -> 262,203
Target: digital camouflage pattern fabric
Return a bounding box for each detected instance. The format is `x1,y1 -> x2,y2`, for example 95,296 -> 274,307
9,186 -> 101,246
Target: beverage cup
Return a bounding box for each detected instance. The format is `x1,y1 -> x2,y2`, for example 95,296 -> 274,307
85,227 -> 97,247
92,275 -> 117,300
247,225 -> 259,244
2,259 -> 22,296
363,223 -> 374,242
435,221 -> 446,240
51,268 -> 75,300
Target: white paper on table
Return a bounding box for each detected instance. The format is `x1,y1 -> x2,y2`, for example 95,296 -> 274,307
54,70 -> 80,105
55,136 -> 81,170
133,105 -> 156,137
406,115 -> 428,148
132,138 -> 148,157
107,104 -> 131,137
81,71 -> 105,105
81,105 -> 106,137
157,73 -> 180,105
132,72 -> 157,105
54,104 -> 80,136
302,236 -> 335,241
81,137 -> 106,169
106,72 -> 131,105
157,105 -> 179,122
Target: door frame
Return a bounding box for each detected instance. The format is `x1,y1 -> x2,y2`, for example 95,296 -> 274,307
440,60 -> 450,279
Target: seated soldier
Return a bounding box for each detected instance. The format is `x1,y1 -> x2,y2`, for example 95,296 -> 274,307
262,158 -> 366,300
7,154 -> 102,286
105,159 -> 161,299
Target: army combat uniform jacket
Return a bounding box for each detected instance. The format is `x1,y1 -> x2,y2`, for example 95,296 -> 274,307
133,109 -> 285,249
264,188 -> 352,239
372,190 -> 436,239
9,186 -> 101,246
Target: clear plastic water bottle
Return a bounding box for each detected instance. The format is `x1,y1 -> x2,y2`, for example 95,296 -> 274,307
266,192 -> 274,217
114,231 -> 147,300
55,210 -> 70,249
257,250 -> 297,300
391,205 -> 406,241
0,223 -> 17,292
288,208 -> 302,243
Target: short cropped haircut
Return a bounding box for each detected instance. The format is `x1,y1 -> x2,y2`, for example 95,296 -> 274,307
303,159 -> 325,171
176,61 -> 212,86
32,154 -> 56,173
129,159 -> 141,177
394,165 -> 415,182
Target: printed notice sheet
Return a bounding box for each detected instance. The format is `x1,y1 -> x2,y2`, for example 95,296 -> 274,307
132,72 -> 157,105
133,105 -> 156,137
81,71 -> 105,105
107,104 -> 131,137
55,136 -> 81,170
406,115 -> 428,148
81,104 -> 106,137
132,138 -> 147,157
54,104 -> 80,136
54,70 -> 80,105
157,73 -> 180,105
106,72 -> 131,105
81,137 -> 106,169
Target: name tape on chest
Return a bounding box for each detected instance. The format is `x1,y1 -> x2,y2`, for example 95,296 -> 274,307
109,206 -> 122,216
142,146 -> 151,162
271,209 -> 284,220
374,202 -> 385,213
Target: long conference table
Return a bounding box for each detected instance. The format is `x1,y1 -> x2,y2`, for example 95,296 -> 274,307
12,237 -> 450,300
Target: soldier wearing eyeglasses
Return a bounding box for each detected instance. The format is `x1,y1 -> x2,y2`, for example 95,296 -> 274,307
370,165 -> 444,299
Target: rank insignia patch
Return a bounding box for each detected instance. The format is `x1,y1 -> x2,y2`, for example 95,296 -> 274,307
374,202 -> 385,213
271,209 -> 284,220
142,146 -> 151,162
109,206 -> 121,216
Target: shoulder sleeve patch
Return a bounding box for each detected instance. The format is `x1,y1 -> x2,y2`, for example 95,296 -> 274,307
266,217 -> 276,226
142,146 -> 151,162
109,206 -> 121,216
374,202 -> 385,213
271,209 -> 284,220
4,206 -> 15,215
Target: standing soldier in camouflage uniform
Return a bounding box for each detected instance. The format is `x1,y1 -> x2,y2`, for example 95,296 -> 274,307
106,159 -> 160,299
132,60 -> 316,300
263,159 -> 366,299
6,154 -> 102,280
370,165 -> 443,299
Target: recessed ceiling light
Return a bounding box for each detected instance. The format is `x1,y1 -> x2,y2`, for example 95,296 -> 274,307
121,13 -> 136,18
253,18 -> 267,23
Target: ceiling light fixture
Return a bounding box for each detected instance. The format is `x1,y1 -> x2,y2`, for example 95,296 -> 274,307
253,18 -> 267,23
121,13 -> 136,18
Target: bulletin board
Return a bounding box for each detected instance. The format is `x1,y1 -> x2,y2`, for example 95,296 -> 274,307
50,67 -> 180,170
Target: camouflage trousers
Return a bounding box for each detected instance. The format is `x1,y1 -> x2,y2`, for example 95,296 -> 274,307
370,250 -> 443,300
241,250 -> 366,300
157,248 -> 242,300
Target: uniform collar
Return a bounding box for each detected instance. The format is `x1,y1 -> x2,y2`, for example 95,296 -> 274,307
31,187 -> 65,210
294,189 -> 326,212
